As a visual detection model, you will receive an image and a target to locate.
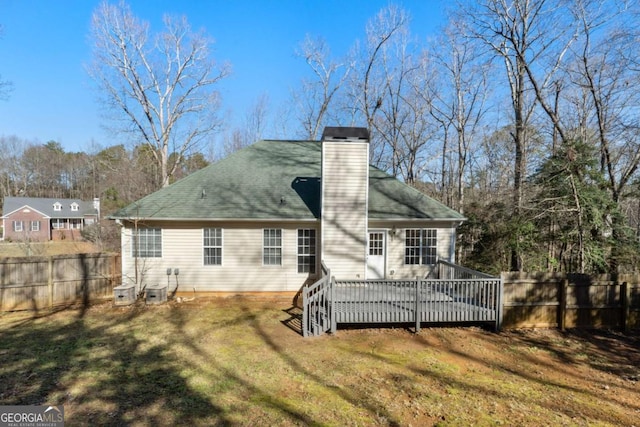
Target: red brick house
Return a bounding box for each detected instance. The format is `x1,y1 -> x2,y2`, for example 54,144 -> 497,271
1,197 -> 100,241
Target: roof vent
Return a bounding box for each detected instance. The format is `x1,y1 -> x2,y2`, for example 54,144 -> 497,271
321,127 -> 369,142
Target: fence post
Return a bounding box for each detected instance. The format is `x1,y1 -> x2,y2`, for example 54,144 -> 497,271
559,279 -> 568,331
415,276 -> 421,333
48,257 -> 54,308
621,282 -> 629,333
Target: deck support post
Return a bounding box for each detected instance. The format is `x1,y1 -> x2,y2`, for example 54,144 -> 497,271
496,275 -> 504,332
415,276 -> 421,333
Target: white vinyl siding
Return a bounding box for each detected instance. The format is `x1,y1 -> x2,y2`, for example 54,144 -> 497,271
374,222 -> 456,278
321,140 -> 369,279
121,222 -> 319,293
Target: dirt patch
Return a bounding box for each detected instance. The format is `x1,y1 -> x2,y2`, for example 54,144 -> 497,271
0,297 -> 638,426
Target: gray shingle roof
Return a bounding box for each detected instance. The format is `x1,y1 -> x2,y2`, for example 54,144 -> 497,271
109,140 -> 465,222
2,197 -> 98,218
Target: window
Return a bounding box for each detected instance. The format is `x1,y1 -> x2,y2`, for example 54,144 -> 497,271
53,202 -> 62,211
70,203 -> 79,211
297,229 -> 316,274
405,229 -> 437,265
203,228 -> 223,265
132,228 -> 162,258
30,221 -> 40,232
13,221 -> 23,232
51,219 -> 66,229
70,219 -> 82,229
263,229 -> 282,265
369,232 -> 383,256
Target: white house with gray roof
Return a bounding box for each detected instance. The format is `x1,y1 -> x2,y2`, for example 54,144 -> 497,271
109,127 -> 466,295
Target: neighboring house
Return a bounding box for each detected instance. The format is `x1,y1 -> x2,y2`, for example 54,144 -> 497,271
109,127 -> 466,295
1,197 -> 100,242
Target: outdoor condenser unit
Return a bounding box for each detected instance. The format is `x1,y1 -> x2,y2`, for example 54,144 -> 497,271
113,284 -> 136,306
145,284 -> 168,305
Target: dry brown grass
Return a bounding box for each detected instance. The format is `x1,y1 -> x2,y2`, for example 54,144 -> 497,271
0,297 -> 638,426
0,241 -> 101,257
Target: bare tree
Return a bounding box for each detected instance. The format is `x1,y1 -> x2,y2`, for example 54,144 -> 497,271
424,24 -> 490,214
461,0 -> 570,270
293,35 -> 352,140
222,93 -> 270,157
87,1 -> 230,188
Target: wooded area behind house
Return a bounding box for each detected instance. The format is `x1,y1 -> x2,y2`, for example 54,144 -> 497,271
2,1 -> 640,276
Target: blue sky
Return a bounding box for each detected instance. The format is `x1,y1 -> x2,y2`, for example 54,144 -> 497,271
0,0 -> 446,153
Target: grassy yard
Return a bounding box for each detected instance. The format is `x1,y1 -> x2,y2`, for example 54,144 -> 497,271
0,297 -> 638,426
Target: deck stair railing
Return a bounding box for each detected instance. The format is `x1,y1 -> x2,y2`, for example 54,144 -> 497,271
302,262 -> 334,337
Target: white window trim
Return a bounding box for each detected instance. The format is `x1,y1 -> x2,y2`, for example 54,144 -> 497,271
404,228 -> 437,265
131,227 -> 163,258
297,228 -> 317,274
203,228 -> 223,266
263,228 -> 283,266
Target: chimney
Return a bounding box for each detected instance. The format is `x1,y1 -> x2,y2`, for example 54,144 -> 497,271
320,127 -> 370,280
93,197 -> 101,220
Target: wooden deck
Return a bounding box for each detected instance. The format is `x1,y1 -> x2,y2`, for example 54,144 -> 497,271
302,261 -> 503,337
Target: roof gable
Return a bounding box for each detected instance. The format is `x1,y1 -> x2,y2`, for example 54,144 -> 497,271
109,140 -> 464,222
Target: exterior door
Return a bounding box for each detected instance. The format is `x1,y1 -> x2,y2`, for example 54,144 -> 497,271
367,230 -> 386,279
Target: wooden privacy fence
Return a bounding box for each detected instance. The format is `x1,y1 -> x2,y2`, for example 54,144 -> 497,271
502,272 -> 640,331
0,253 -> 121,311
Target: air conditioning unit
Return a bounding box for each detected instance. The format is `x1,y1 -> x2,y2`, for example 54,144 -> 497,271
113,284 -> 136,306
146,284 -> 168,305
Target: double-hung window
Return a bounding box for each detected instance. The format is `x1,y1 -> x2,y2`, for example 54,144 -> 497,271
30,221 -> 40,232
405,229 -> 437,265
203,228 -> 223,265
297,229 -> 316,274
132,228 -> 162,258
263,229 -> 282,265
13,221 -> 23,232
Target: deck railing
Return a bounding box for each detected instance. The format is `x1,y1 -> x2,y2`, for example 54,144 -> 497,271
430,258 -> 496,280
301,262 -> 333,337
333,277 -> 502,332
302,260 -> 502,336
